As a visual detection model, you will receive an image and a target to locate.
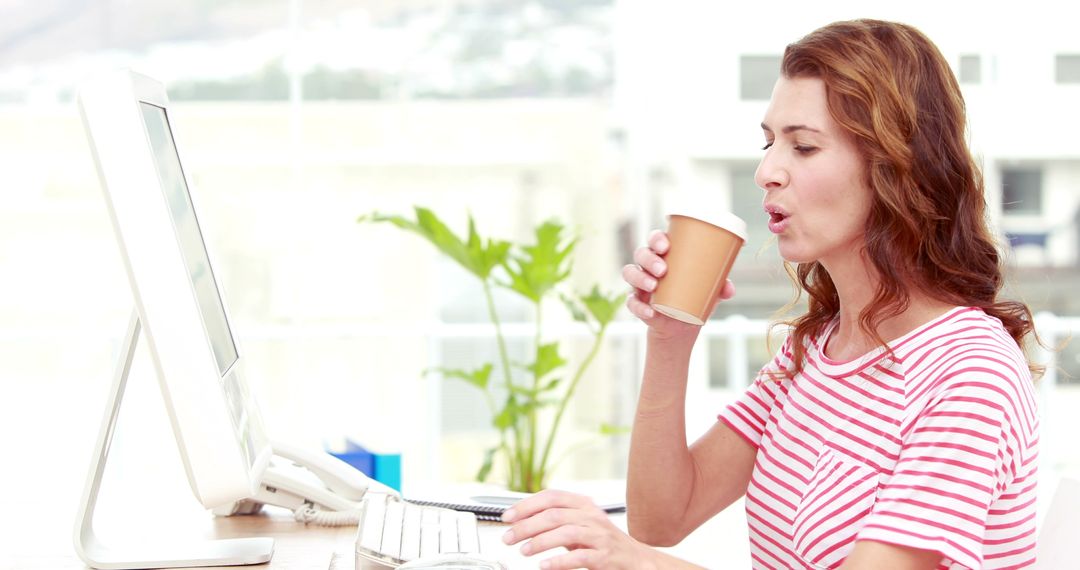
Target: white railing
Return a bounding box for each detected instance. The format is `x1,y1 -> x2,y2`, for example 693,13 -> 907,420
15,311 -> 1072,482
241,310 -> 1074,395
239,312 -> 1077,480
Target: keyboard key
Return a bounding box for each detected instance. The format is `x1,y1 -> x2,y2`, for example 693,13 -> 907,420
457,511 -> 480,554
381,500 -> 404,559
358,494 -> 386,554
355,498 -> 482,568
399,504 -> 422,561
419,506 -> 442,558
439,509 -> 458,553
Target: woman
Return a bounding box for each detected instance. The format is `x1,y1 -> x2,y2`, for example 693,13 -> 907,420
500,19 -> 1040,570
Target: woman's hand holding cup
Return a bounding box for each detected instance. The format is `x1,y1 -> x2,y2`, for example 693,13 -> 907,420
624,208 -> 746,338
622,229 -> 737,341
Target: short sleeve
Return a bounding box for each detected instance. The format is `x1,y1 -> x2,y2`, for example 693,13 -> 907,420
718,337 -> 794,449
856,366 -> 1035,570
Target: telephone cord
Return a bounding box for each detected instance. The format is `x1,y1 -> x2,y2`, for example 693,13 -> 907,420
293,504 -> 362,527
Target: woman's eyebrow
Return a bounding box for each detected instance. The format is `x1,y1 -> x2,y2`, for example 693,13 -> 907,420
760,122 -> 823,134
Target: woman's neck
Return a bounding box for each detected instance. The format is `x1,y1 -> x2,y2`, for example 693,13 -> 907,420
820,251 -> 955,362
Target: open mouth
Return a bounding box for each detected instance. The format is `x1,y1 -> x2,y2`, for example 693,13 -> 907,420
765,205 -> 790,233
765,205 -> 789,223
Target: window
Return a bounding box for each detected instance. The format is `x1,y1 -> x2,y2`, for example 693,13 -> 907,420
1056,54 -> 1080,84
1001,167 -> 1043,215
731,166 -> 781,268
959,54 -> 981,84
740,55 -> 781,100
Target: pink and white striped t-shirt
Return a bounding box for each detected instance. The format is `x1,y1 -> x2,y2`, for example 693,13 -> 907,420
719,307 -> 1039,570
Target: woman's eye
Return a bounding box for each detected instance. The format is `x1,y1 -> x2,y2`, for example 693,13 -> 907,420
794,145 -> 818,154
761,142 -> 774,151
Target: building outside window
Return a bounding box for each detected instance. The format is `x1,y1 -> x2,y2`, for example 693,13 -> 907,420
1055,54 -> 1080,83
729,165 -> 781,269
1000,166 -> 1049,266
739,55 -> 781,100
959,54 -> 981,84
1002,167 -> 1044,215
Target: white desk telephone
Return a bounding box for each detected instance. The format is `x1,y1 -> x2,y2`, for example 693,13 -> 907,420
217,443 -> 506,570
213,441 -> 399,526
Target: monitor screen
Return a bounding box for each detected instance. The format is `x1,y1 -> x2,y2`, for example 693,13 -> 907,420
139,102 -> 239,376
78,70 -> 272,525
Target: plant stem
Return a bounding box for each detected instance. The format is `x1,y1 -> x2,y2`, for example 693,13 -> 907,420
537,323 -> 608,483
526,299 -> 543,491
481,380 -> 514,487
481,279 -> 524,488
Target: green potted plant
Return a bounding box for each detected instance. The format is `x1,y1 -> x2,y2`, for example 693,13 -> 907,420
359,207 -> 625,493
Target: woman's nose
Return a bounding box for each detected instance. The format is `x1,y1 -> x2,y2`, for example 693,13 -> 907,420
754,152 -> 789,191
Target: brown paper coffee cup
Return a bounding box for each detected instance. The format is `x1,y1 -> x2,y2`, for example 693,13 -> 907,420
651,212 -> 747,325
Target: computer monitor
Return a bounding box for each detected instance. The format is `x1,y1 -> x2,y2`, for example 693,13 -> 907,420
74,70 -> 275,568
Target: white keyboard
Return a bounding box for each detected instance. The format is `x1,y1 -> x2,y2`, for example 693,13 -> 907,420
355,494 -> 482,569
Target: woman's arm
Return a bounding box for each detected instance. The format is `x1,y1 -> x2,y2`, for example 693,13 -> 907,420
625,329 -> 757,546
622,230 -> 757,546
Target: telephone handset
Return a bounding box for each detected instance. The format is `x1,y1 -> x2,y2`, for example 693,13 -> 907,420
212,440 -> 399,525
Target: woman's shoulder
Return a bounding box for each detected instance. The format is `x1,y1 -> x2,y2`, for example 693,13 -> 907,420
900,306 -> 1036,411
895,306 -> 1025,364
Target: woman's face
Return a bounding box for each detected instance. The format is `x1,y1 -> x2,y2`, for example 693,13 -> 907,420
755,76 -> 873,268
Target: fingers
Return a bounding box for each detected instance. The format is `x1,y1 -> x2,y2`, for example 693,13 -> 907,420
503,505 -> 607,547
620,263 -> 657,297
719,279 -> 736,301
632,242 -> 667,280
512,520 -> 596,556
621,230 -> 741,327
536,550 -> 597,570
502,490 -> 595,524
625,294 -> 655,320
622,230 -> 669,290
621,230 -> 670,324
502,492 -> 605,555
646,229 -> 670,255
500,490 -> 645,569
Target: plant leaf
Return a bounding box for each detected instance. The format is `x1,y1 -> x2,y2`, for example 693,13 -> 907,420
476,446 -> 498,482
359,208 -> 509,280
559,292 -> 589,323
542,377 -> 562,392
518,398 -> 557,415
524,342 -> 566,380
579,285 -> 627,327
508,377 -> 561,399
425,364 -> 493,391
508,384 -> 539,398
493,396 -> 519,430
599,423 -> 632,436
500,220 -> 576,302
465,214 -> 512,281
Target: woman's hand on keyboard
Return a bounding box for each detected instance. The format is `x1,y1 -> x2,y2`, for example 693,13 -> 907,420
499,490 -> 655,570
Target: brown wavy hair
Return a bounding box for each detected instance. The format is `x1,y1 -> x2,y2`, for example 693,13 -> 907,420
773,19 -> 1039,377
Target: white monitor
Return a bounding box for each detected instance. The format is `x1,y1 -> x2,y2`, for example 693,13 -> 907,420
79,69 -> 273,506
74,70 -> 275,568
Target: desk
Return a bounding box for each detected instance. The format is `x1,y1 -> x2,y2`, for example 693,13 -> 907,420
0,344 -> 748,570
2,405 -> 747,569
5,502 -> 558,570
4,469 -> 745,570
5,494 -> 744,569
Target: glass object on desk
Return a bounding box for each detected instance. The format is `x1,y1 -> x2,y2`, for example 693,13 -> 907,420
398,554 -> 507,569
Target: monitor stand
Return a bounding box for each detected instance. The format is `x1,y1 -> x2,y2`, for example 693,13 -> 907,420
73,311 -> 274,569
